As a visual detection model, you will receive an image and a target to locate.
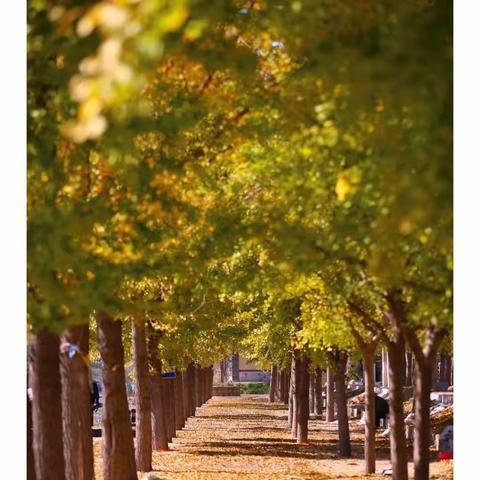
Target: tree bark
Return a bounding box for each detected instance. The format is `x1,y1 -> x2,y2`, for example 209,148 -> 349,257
269,364 -> 278,402
289,352 -> 298,435
27,390 -> 36,480
309,372 -> 315,415
132,320 -> 152,472
96,310 -> 137,480
363,349 -> 377,473
147,326 -> 168,451
405,352 -> 414,386
326,367 -> 335,422
387,337 -> 408,480
165,378 -> 176,440
333,351 -> 351,457
296,355 -> 310,444
404,326 -> 446,480
30,330 -> 66,480
60,324 -> 94,480
314,368 -> 323,417
284,370 -> 290,405
186,363 -> 196,416
175,371 -> 185,429
195,366 -> 202,408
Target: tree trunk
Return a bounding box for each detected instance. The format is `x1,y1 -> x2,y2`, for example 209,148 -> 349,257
30,330 -> 66,480
186,363 -> 196,416
362,349 -> 376,474
445,354 -> 452,386
289,352 -> 298,435
269,364 -> 278,402
334,352 -> 351,457
147,327 -> 168,451
96,310 -> 137,480
296,355 -> 310,444
195,367 -> 202,408
412,361 -> 434,480
326,367 -> 335,422
309,372 -> 315,415
405,352 -> 414,386
132,320 -> 152,472
60,324 -> 94,480
166,378 -> 176,440
284,370 -> 290,405
175,371 -> 185,429
27,391 -> 36,480
387,338 -> 408,480
403,326 -> 446,480
314,368 -> 323,417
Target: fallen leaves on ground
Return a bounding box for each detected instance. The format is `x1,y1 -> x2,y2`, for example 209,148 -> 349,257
93,394 -> 453,479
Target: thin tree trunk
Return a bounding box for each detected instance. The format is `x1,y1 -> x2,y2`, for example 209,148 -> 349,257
326,367 -> 335,422
30,330 -> 66,480
296,355 -> 310,444
284,370 -> 290,405
27,390 -> 36,480
289,352 -> 298,435
60,324 -> 94,480
96,310 -> 137,480
147,326 -> 168,451
333,351 -> 351,457
314,368 -> 322,417
269,364 -> 278,402
132,320 -> 152,472
363,349 -> 376,474
309,372 -> 315,415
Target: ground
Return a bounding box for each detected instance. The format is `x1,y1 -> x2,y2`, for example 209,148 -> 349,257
93,395 -> 453,479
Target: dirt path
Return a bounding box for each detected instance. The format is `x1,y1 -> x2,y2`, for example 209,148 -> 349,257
93,394 -> 453,479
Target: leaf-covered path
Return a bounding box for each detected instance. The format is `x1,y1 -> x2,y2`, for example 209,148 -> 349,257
94,394 -> 453,479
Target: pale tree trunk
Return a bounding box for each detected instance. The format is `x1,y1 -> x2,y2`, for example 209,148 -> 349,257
269,364 -> 278,402
326,367 -> 335,422
132,320 -> 152,472
60,324 -> 94,480
96,310 -> 137,480
30,330 -> 66,480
